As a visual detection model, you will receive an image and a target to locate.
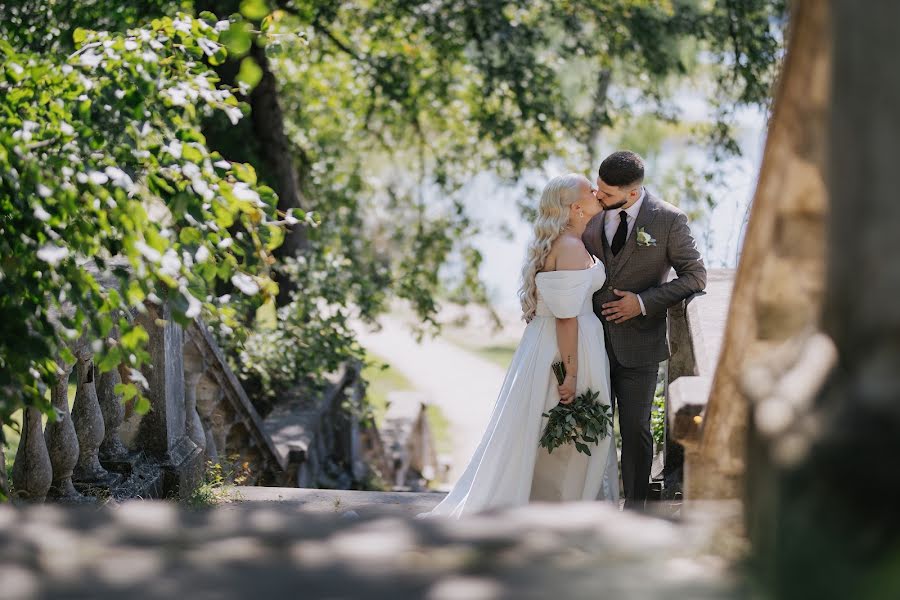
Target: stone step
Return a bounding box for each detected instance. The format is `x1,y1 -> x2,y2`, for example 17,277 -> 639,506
228,486 -> 445,517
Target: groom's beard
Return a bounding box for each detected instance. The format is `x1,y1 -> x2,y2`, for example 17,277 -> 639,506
600,198 -> 627,211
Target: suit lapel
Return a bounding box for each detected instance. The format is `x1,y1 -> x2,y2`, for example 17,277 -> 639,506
609,192 -> 660,279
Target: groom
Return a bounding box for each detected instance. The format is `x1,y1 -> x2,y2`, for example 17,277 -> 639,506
582,151 -> 707,511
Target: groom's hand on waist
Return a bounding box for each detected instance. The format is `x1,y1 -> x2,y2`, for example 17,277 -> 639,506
601,290 -> 643,324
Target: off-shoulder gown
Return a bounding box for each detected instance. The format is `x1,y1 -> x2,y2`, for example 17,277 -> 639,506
421,259 -> 618,518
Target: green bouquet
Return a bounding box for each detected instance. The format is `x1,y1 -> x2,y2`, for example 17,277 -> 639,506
539,362 -> 613,456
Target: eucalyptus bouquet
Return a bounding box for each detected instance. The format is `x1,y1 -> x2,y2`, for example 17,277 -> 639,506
539,362 -> 613,456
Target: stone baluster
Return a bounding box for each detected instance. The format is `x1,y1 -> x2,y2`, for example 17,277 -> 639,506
196,376 -> 225,463
97,357 -> 129,462
182,343 -> 208,455
12,400 -> 52,502
44,359 -> 83,500
71,347 -> 110,483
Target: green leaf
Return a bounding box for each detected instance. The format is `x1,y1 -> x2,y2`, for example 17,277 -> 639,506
115,383 -> 137,401
232,162 -> 257,185
198,11 -> 218,25
239,0 -> 270,21
73,28 -> 89,44
220,22 -> 253,58
134,395 -> 151,414
97,347 -> 122,372
125,280 -> 146,305
209,45 -> 228,67
182,143 -> 204,164
120,325 -> 149,350
179,227 -> 202,245
236,56 -> 263,91
59,346 -> 76,367
265,224 -> 285,251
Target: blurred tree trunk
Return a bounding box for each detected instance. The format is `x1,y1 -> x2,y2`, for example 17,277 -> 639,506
197,1 -> 308,304
758,1 -> 900,597
586,69 -> 612,166
689,0 -> 830,507
244,41 -> 309,262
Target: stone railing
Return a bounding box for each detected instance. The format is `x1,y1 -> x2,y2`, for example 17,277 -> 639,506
10,306 -> 182,503
379,391 -> 440,490
8,302 -> 214,503
6,292 -> 441,502
261,362 -> 371,489
663,269 -> 735,499
182,320 -> 287,485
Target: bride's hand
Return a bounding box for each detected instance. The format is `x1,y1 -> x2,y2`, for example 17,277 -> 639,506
558,374 -> 576,404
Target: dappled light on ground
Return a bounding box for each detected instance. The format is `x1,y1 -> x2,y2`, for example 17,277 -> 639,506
0,497 -> 741,599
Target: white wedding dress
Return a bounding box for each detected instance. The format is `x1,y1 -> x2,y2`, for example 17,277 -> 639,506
421,259 -> 618,519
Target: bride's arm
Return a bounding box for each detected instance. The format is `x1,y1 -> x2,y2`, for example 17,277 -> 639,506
556,316 -> 578,404
553,239 -> 591,403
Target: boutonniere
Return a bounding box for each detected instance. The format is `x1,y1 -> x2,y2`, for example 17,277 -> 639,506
636,227 -> 657,247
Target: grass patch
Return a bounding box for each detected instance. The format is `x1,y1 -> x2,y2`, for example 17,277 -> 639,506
442,328 -> 518,370
471,344 -> 517,369
361,352 -> 414,425
184,460 -> 249,508
425,404 -> 453,455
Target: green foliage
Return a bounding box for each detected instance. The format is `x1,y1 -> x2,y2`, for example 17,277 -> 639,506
541,387 -> 614,457
219,247 -> 378,404
184,458 -> 249,507
0,0 -> 785,426
651,387 -> 666,449
699,0 -> 786,159
541,362 -> 614,456
0,12 -> 284,420
195,0 -> 784,405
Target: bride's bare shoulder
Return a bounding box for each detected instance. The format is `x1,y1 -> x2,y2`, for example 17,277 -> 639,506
548,236 -> 591,272
556,236 -> 591,271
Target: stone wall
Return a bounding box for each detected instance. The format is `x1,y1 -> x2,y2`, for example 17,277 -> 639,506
182,320 -> 287,484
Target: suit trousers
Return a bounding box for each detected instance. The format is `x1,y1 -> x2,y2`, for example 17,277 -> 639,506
606,338 -> 659,510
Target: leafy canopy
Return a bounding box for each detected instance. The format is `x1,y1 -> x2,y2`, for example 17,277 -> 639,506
0,12 -> 287,419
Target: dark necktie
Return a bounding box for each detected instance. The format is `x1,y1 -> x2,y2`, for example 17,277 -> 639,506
611,211 -> 628,255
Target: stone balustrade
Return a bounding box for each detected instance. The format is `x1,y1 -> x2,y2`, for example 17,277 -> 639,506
379,391 -> 440,489
12,304 -> 190,503
3,296 -> 402,502
5,289 -> 442,503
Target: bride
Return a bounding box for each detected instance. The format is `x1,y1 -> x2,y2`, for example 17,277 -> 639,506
421,173 -> 618,519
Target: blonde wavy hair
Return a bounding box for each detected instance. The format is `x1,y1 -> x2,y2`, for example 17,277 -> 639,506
518,173 -> 592,322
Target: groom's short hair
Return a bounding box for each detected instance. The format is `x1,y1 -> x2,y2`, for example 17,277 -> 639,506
598,151 -> 644,187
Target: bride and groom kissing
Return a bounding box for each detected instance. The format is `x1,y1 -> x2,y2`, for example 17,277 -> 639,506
421,151 -> 707,518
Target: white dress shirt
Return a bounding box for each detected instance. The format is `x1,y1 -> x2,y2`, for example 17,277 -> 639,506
604,187 -> 648,315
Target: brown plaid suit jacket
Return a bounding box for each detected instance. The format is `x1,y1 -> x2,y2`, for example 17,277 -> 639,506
582,191 -> 707,368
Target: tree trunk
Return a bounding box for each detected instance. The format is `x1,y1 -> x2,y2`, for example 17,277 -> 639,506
687,0 -> 830,504
761,1 -> 900,597
196,1 -> 309,304
246,42 -> 308,262
586,69 -> 612,166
